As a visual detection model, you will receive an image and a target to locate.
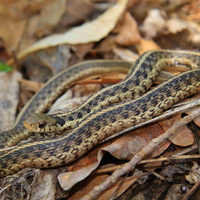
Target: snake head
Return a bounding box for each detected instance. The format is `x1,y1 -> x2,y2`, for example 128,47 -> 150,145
23,113 -> 63,132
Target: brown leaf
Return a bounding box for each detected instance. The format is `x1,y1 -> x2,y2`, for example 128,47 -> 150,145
160,114 -> 194,147
71,43 -> 94,60
115,12 -> 142,46
107,123 -> 170,160
140,9 -> 166,39
159,94 -> 200,147
185,162 -> 200,184
135,38 -> 161,55
8,0 -> 129,64
0,0 -> 66,54
0,17 -> 26,54
68,173 -> 144,200
166,17 -> 187,34
19,79 -> 44,93
113,47 -> 139,61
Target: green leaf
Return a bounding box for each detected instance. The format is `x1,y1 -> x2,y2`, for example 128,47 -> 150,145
0,62 -> 13,72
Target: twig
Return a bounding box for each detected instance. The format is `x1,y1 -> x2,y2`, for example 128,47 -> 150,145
10,48 -> 20,70
110,172 -> 151,200
81,108 -> 200,200
95,154 -> 200,174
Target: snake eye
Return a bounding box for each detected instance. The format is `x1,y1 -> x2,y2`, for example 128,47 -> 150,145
38,121 -> 46,129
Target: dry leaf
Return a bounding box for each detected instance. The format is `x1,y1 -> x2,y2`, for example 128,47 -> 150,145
64,0 -> 95,22
18,79 -> 44,93
140,9 -> 166,39
58,148 -> 105,191
8,0 -> 129,65
160,93 -> 200,146
71,43 -> 94,60
0,0 -> 66,54
115,12 -> 142,45
159,115 -> 194,147
166,17 -> 187,34
28,0 -> 66,38
0,18 -> 26,54
68,172 -> 144,200
95,36 -> 117,53
185,162 -> 200,184
0,71 -> 22,131
186,20 -> 200,46
108,123 -> 170,159
113,47 -> 139,61
135,38 -> 161,55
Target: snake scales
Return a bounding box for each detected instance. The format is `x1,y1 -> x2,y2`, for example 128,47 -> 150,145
0,60 -> 132,148
1,50 -> 200,177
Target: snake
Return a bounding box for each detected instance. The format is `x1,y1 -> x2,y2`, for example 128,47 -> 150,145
23,50 -> 199,134
1,49 -> 200,177
0,60 -> 133,148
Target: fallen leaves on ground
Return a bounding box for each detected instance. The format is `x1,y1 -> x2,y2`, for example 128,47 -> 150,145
7,0 -> 129,64
1,0 -> 200,199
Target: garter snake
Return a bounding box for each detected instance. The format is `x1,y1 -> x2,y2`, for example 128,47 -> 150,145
0,60 -> 133,148
1,49 -> 200,177
23,50 -> 200,134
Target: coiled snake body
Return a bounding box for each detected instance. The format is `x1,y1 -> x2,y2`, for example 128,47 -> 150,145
1,50 -> 200,177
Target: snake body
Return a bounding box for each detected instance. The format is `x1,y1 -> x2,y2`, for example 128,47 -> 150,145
0,60 -> 132,148
1,50 -> 200,177
24,50 -> 199,133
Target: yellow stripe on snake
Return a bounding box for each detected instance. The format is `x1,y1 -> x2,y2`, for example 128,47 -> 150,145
1,49 -> 200,177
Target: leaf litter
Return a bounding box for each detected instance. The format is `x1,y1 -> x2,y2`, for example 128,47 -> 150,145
1,0 -> 200,199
